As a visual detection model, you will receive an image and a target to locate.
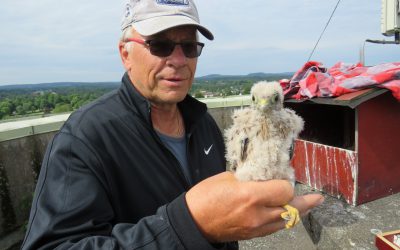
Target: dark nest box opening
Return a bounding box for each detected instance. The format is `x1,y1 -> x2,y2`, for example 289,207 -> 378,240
285,102 -> 355,150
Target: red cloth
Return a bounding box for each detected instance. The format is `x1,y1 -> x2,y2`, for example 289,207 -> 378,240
280,61 -> 400,101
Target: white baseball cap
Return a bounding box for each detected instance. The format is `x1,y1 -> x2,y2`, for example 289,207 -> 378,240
121,0 -> 214,40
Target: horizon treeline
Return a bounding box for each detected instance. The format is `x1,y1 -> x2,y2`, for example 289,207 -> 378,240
0,72 -> 293,121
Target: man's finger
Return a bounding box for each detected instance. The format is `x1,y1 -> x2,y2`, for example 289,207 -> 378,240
289,193 -> 324,216
242,179 -> 295,207
203,172 -> 295,207
242,180 -> 294,207
251,219 -> 287,239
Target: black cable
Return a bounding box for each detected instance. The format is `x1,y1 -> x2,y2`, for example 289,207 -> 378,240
307,0 -> 342,62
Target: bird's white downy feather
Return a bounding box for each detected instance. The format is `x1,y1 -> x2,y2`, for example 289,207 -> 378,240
224,81 -> 304,183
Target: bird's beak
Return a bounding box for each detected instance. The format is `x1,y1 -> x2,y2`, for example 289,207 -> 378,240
259,99 -> 268,106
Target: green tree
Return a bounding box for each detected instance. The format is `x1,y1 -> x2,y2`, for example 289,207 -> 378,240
47,93 -> 56,109
194,91 -> 204,98
33,97 -> 41,110
69,95 -> 79,109
243,85 -> 252,95
16,105 -> 25,115
53,103 -> 72,113
22,102 -> 33,113
39,98 -> 50,110
0,101 -> 12,116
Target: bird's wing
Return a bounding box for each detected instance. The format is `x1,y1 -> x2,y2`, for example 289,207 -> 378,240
224,107 -> 255,170
240,137 -> 249,161
280,108 -> 304,159
289,140 -> 295,159
283,108 -> 304,136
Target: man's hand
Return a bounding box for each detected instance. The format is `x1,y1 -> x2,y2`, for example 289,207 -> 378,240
185,171 -> 324,242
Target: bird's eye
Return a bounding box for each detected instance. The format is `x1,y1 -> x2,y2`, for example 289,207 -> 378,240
252,95 -> 255,102
274,94 -> 279,102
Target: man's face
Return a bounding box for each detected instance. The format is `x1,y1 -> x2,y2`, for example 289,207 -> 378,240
120,26 -> 198,106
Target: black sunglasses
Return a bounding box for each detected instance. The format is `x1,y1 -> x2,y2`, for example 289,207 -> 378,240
125,38 -> 204,58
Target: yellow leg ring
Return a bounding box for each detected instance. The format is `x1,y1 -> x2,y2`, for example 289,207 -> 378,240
280,204 -> 300,229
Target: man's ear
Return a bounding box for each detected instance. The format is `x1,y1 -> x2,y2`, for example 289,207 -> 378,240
119,42 -> 131,70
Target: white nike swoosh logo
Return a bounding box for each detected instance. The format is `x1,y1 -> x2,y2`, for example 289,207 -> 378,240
204,144 -> 213,155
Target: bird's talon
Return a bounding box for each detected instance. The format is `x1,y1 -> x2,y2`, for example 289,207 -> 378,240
281,204 -> 300,229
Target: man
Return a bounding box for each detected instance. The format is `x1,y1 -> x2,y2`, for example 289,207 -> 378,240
22,0 -> 323,249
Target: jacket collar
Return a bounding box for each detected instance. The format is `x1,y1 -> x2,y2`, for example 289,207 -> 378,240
118,72 -> 208,131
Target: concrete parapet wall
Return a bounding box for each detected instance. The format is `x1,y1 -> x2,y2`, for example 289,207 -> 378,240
0,114 -> 70,239
0,132 -> 57,236
207,106 -> 237,131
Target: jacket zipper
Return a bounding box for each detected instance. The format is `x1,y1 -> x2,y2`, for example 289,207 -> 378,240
158,136 -> 191,189
148,106 -> 190,189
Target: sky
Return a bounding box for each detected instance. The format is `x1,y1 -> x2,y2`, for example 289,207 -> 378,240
0,0 -> 399,85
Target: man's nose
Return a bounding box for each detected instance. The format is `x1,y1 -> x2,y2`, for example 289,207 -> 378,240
166,45 -> 188,67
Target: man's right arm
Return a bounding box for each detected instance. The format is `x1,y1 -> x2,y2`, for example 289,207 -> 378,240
21,132 -> 229,250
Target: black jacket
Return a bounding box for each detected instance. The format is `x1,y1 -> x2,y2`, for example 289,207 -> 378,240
22,73 -> 238,250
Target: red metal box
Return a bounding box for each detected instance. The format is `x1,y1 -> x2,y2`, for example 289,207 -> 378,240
376,230 -> 400,250
286,88 -> 400,205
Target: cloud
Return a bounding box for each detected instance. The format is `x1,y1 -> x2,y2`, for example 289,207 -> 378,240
0,0 -> 126,84
0,0 -> 399,84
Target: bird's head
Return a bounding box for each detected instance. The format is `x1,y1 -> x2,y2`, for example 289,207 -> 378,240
250,81 -> 284,113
